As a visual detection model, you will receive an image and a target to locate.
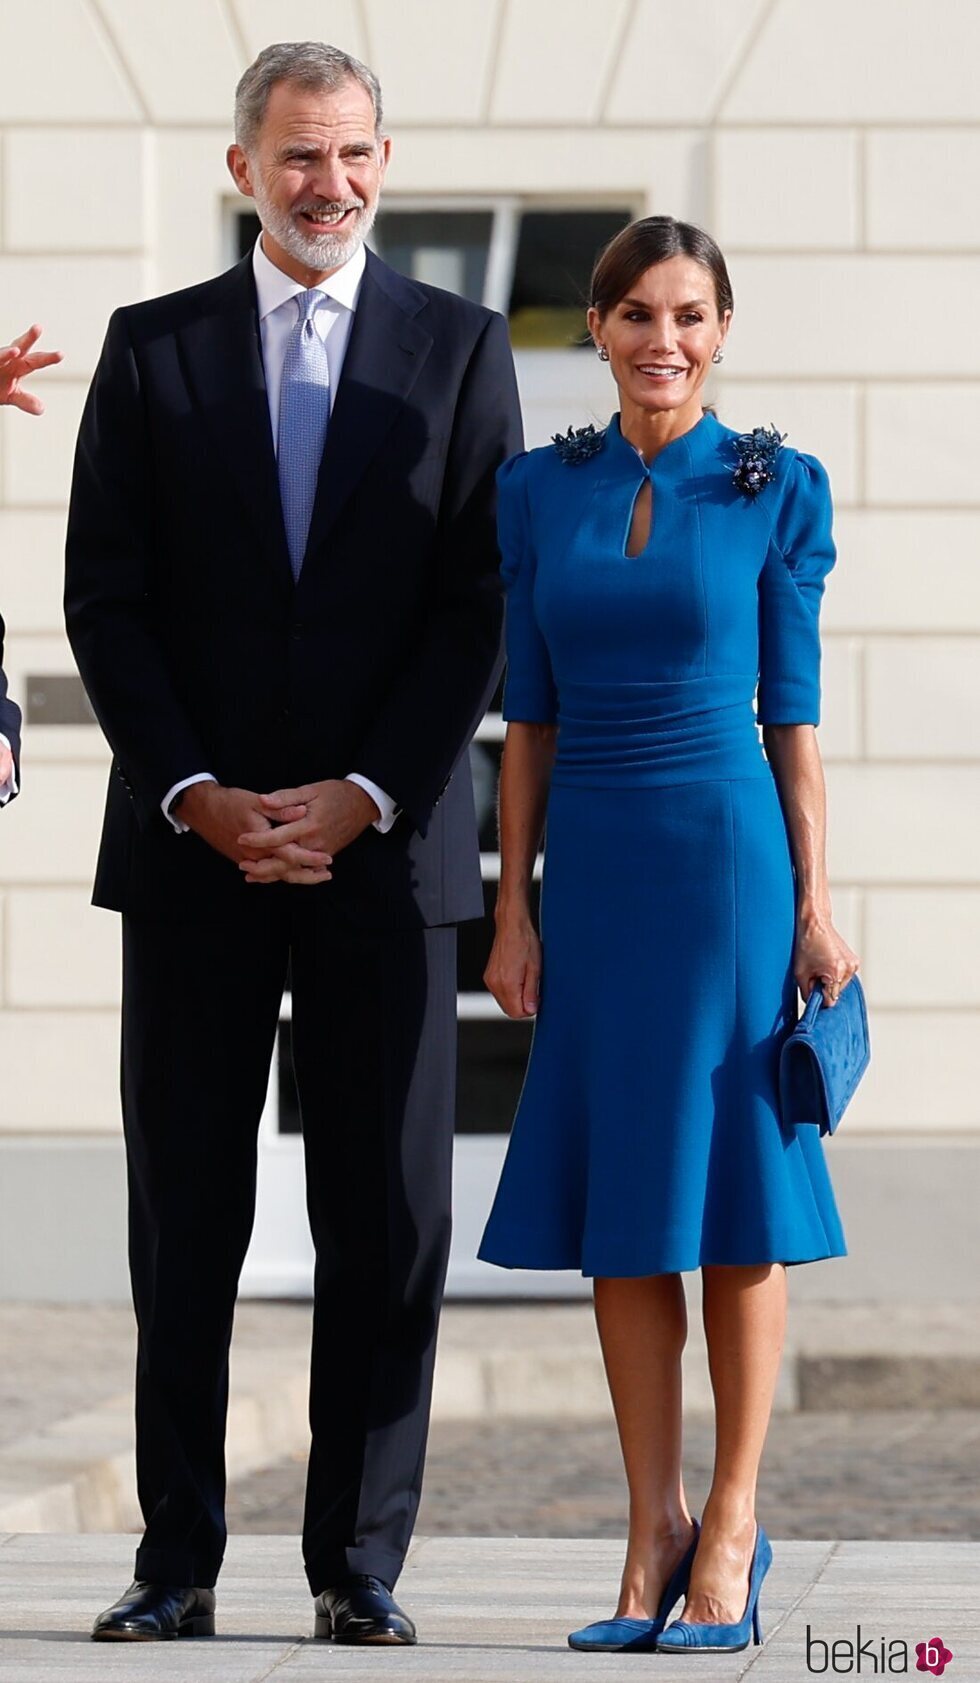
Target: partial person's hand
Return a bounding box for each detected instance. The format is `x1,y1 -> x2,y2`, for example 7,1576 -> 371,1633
179,782 -> 332,883
0,325 -> 63,414
794,914 -> 860,1008
0,744 -> 14,790
237,778 -> 376,884
484,915 -> 542,1019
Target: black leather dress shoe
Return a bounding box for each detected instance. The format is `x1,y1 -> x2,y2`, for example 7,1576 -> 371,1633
314,1575 -> 416,1644
91,1581 -> 216,1641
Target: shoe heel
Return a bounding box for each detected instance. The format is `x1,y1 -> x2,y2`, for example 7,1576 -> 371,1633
179,1615 -> 215,1638
752,1604 -> 763,1645
313,1612 -> 333,1640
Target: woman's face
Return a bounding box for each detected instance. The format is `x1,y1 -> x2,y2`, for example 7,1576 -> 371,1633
588,254 -> 730,417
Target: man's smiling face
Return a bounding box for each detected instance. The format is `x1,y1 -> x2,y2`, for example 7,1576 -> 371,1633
228,77 -> 391,280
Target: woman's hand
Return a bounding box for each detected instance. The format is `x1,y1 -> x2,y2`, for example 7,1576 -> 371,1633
484,913 -> 542,1019
794,911 -> 860,1007
0,325 -> 63,414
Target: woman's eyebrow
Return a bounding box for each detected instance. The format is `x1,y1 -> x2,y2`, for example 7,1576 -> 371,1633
620,296 -> 711,310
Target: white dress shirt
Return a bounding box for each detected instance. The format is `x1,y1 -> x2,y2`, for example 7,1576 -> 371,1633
0,734 -> 16,804
163,233 -> 399,835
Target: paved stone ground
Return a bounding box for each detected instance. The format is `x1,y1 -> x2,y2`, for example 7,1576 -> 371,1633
227,1409 -> 980,1541
2,1534 -> 978,1683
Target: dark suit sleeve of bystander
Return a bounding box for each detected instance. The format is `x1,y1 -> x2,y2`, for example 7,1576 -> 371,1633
0,610 -> 22,796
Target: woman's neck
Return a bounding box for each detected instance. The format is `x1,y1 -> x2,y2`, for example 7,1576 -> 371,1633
619,397 -> 705,465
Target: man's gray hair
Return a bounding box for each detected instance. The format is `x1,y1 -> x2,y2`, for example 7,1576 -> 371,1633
234,41 -> 384,152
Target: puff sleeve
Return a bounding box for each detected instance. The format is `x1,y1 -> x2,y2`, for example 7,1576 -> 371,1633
756,450 -> 836,727
497,453 -> 559,723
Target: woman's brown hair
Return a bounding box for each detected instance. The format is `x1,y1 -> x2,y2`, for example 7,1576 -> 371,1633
590,215 -> 734,320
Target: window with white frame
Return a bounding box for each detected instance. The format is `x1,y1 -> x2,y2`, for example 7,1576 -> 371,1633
236,198 -> 633,347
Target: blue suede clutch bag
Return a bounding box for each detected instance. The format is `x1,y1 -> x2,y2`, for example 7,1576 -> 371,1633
778,976 -> 870,1136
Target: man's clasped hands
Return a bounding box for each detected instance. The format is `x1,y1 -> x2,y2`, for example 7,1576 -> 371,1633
178,778 -> 382,886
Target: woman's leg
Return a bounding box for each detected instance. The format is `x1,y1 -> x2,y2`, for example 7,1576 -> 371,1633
680,1262 -> 787,1624
593,1273 -> 698,1618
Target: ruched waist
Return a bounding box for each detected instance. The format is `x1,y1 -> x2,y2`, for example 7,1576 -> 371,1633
551,674 -> 769,787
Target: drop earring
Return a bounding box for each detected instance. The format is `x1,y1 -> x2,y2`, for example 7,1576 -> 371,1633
596,345 -> 610,362
711,347 -> 725,364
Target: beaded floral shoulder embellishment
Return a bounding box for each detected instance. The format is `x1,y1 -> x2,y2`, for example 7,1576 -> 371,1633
552,422 -> 605,465
732,424 -> 787,497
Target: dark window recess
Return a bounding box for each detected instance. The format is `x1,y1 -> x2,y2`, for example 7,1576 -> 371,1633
25,674 -> 96,726
456,1017 -> 535,1135
373,209 -> 493,304
237,209 -> 261,259
508,208 -> 632,348
276,1017 -> 302,1136
468,738 -> 501,852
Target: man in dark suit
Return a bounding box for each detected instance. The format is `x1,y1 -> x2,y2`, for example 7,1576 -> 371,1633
65,40 -> 521,1645
0,323 -> 61,801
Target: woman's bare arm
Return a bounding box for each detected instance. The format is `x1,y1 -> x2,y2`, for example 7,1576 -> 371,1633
762,722 -> 859,1005
484,721 -> 558,1018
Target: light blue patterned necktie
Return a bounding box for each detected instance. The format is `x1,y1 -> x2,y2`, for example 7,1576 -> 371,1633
277,288 -> 330,581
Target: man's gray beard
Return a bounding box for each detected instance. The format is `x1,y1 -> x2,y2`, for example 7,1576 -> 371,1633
253,183 -> 378,270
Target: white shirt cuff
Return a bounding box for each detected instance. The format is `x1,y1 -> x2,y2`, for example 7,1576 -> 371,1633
345,773 -> 400,834
162,772 -> 217,833
0,733 -> 16,805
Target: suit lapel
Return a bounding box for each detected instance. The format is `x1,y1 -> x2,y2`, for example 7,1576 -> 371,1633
299,253 -> 433,575
176,257 -> 293,592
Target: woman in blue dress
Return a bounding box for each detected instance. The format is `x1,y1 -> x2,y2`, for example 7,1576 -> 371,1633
478,217 -> 859,1655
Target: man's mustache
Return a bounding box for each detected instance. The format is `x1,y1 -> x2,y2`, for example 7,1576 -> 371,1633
293,200 -> 365,218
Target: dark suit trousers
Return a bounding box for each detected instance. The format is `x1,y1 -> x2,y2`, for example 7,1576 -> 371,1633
121,895 -> 457,1593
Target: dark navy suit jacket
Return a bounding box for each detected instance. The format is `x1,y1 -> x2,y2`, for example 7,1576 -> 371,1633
0,613 -> 21,799
65,249 -> 522,925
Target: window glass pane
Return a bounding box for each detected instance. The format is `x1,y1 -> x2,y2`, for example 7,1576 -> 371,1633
237,209 -> 261,259
508,208 -> 633,348
373,210 -> 493,304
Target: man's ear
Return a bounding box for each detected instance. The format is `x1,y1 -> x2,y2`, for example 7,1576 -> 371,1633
226,144 -> 255,200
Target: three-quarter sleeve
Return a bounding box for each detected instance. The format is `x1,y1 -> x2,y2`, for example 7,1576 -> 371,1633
497,453 -> 559,723
755,449 -> 836,727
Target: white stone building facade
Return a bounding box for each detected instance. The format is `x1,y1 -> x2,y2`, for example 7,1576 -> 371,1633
0,0 -> 977,1300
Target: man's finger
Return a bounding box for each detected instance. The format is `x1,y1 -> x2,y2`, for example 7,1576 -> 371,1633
260,787 -> 315,810
282,845 -> 331,867
0,347 -> 19,366
241,857 -> 291,882
23,350 -> 63,371
267,804 -> 307,824
11,391 -> 44,415
267,843 -> 331,869
238,818 -> 309,850
243,862 -> 331,885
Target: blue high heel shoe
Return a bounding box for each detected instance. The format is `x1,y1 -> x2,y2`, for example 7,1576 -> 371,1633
567,1519 -> 700,1653
655,1521 -> 772,1653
